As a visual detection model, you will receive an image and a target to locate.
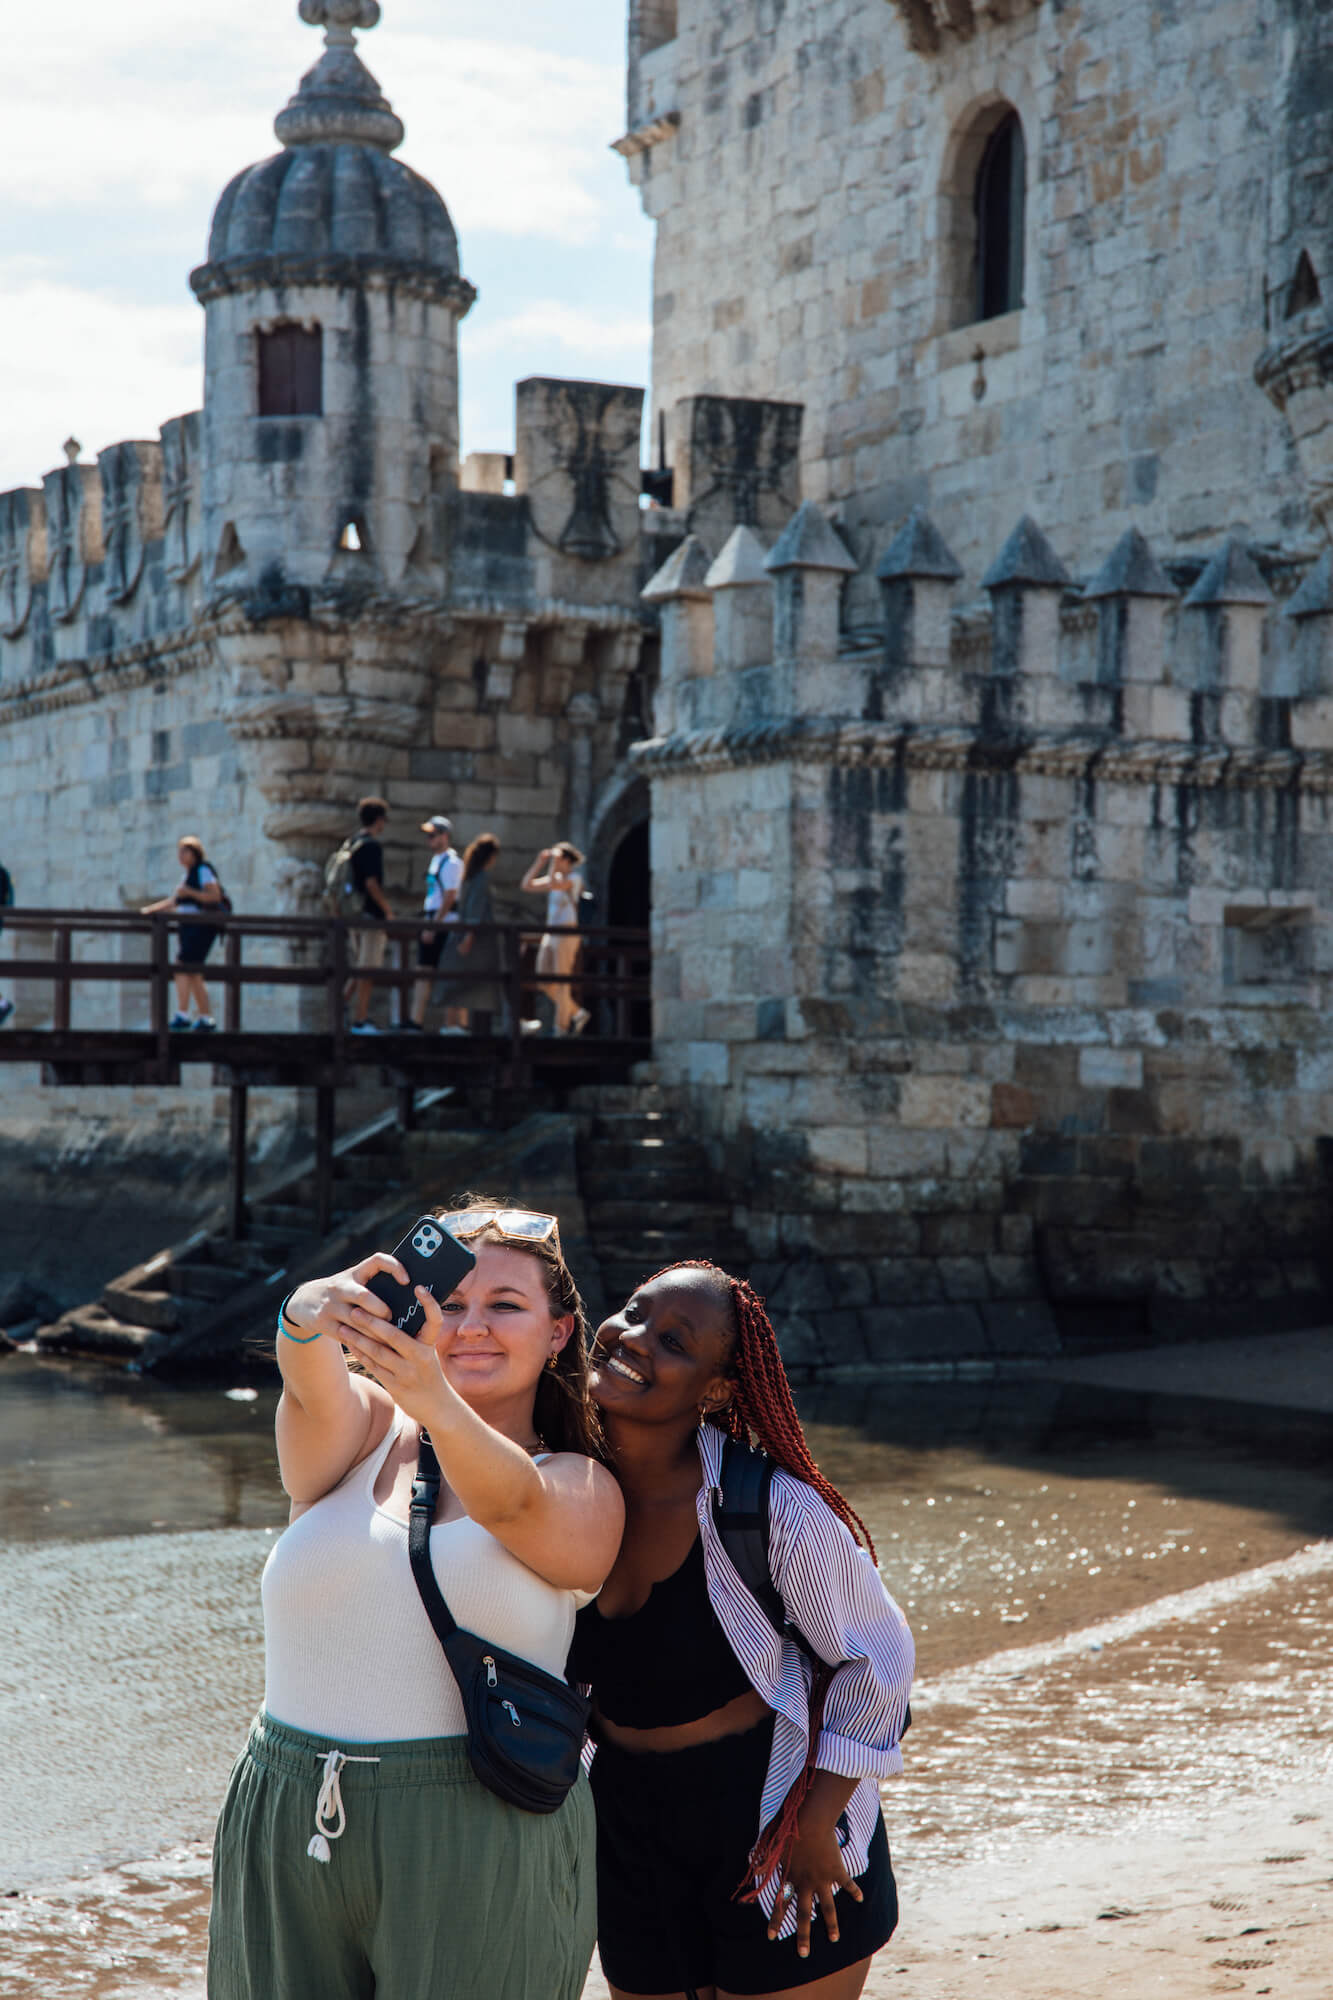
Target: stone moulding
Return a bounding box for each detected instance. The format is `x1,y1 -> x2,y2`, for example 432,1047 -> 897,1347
188,252 -> 477,313
612,110 -> 681,158
0,632 -> 217,724
632,718 -> 1333,792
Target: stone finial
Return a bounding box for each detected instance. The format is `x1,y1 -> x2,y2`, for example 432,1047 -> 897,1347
642,534 -> 713,603
1184,537 -> 1273,607
62,437 -> 82,465
982,515 -> 1071,591
763,501 -> 857,574
1084,526 -> 1177,600
876,507 -> 964,583
276,0 -> 404,151
706,524 -> 768,590
299,1 -> 382,44
1285,547 -> 1333,620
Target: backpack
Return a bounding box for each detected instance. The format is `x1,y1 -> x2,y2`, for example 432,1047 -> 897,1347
323,832 -> 368,916
714,1433 -> 912,1734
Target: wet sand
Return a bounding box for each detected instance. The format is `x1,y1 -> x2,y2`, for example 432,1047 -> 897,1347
2,1353 -> 1330,1997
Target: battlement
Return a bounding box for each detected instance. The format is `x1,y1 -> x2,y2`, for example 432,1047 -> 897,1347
641,503 -> 1333,764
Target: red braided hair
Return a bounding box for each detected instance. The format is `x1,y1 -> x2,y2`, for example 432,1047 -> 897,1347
648,1259 -> 879,1905
647,1260 -> 877,1563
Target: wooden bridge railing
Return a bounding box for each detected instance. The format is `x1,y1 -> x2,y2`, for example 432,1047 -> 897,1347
0,907 -> 652,1071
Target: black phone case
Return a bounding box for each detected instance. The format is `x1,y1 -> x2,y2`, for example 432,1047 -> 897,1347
366,1217 -> 476,1338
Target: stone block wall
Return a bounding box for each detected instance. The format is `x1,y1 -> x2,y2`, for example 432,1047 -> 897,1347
624,0 -> 1316,586
638,503 -> 1333,1339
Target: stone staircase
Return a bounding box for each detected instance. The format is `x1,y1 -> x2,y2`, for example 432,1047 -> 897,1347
33,1075 -> 751,1374
571,1082 -> 749,1312
35,1089 -> 481,1369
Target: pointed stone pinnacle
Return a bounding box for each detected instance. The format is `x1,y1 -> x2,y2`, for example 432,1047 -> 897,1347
982,515 -> 1071,591
706,525 -> 769,591
763,502 -> 857,575
1184,536 -> 1273,607
876,507 -> 964,583
1285,547 -> 1333,620
1084,526 -> 1177,600
642,534 -> 713,603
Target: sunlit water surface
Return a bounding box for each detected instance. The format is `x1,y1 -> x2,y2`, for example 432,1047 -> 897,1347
2,1354 -> 1330,1997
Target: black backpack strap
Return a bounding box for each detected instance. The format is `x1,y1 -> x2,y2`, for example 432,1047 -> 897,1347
407,1429 -> 460,1645
714,1435 -> 789,1639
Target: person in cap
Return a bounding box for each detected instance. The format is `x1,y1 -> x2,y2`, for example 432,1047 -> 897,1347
406,816 -> 465,1031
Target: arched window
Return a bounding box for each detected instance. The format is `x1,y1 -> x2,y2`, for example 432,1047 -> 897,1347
974,112 -> 1026,321
257,324 -> 323,418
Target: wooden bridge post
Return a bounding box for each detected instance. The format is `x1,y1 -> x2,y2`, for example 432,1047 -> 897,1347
315,1083 -> 336,1237
224,925 -> 242,1033
52,927 -> 72,1031
228,1084 -> 249,1242
151,917 -> 170,1067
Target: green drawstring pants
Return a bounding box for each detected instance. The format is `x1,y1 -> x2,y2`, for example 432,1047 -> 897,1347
207,1712 -> 596,2000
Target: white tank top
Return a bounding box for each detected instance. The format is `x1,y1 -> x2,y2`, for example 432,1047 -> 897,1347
261,1410 -> 594,1742
545,874 -> 581,929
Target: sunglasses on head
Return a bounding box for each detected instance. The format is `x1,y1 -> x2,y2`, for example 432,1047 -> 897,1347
440,1209 -> 561,1246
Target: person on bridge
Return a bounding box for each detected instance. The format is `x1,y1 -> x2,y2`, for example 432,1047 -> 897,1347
440,832 -> 506,1033
206,1202 -> 623,2000
141,835 -> 228,1032
520,842 -> 591,1036
570,1262 -> 913,2000
406,813 -> 464,1032
343,797 -> 395,1035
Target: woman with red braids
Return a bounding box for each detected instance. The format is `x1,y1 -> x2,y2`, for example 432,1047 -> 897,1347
568,1262 -> 913,2000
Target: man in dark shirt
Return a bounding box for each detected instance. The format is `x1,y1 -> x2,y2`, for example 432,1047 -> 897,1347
346,797 -> 394,1033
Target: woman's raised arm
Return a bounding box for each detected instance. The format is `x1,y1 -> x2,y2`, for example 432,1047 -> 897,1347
273,1257 -> 404,1504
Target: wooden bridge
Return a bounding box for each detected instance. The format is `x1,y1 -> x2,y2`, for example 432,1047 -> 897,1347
0,908 -> 651,1239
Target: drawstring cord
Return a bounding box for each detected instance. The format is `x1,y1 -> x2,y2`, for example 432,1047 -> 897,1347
307,1747 -> 381,1863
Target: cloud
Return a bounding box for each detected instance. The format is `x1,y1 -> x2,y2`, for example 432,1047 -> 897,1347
0,282 -> 201,489
466,300 -> 652,359
0,1 -> 655,488
1,4 -> 633,248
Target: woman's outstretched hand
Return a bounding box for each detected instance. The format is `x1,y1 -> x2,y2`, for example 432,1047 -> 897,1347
284,1255 -> 407,1347
768,1814 -> 863,1959
337,1281 -> 456,1432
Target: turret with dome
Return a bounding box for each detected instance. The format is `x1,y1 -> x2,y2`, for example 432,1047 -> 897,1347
191,0 -> 474,602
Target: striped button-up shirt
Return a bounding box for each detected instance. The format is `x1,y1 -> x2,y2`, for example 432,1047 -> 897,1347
692,1421 -> 915,1936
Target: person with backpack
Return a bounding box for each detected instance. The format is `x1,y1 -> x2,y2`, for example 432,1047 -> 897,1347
141,835 -> 231,1031
0,860 -> 13,1027
324,797 -> 394,1033
570,1263 -> 914,1999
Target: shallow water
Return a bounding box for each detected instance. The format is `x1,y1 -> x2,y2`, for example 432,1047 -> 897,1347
1,1352 -> 1330,1997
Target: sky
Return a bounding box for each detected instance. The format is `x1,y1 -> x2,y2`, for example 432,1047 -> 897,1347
0,0 -> 655,492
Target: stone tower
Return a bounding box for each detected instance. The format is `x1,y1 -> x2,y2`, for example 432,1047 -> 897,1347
190,0 -> 475,604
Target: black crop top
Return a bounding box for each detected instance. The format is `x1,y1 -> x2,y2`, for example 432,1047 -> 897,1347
567,1534 -> 753,1727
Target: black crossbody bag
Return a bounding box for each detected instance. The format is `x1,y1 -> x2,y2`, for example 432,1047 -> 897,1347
407,1430 -> 590,1814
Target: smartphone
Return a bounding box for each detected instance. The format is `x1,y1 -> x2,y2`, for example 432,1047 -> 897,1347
366,1216 -> 476,1339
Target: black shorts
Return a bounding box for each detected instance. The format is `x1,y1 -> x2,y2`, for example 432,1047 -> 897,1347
590,1718 -> 897,1996
417,930 -> 447,970
175,923 -> 218,968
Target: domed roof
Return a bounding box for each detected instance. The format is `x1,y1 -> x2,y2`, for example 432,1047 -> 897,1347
204,146 -> 461,274
191,2 -> 472,308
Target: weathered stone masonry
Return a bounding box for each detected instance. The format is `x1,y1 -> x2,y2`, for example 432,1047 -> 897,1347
636,501 -> 1333,1352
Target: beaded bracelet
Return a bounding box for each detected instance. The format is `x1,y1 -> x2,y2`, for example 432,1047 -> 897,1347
277,1291 -> 321,1343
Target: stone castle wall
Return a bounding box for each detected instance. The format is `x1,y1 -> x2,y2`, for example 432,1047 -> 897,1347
623,0 -> 1320,588
639,504 -> 1333,1351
